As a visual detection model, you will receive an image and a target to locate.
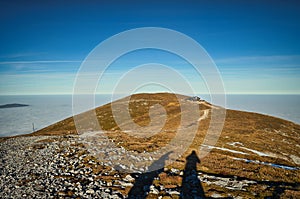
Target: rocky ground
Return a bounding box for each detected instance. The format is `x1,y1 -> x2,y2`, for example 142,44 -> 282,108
1,134 -> 299,198
1,135 -> 125,199
1,93 -> 300,198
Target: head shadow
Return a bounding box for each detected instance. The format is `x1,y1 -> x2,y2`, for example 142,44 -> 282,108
180,150 -> 205,198
127,151 -> 172,199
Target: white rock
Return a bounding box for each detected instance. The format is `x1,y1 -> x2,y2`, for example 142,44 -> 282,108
107,182 -> 112,186
168,190 -> 180,195
171,168 -> 179,174
119,181 -> 133,187
86,189 -> 94,194
150,185 -> 159,194
124,174 -> 135,182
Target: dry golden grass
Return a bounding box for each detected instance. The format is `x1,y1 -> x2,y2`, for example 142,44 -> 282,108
4,92 -> 300,196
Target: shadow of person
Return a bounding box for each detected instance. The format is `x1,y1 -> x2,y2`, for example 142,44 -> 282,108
127,151 -> 172,199
180,150 -> 205,199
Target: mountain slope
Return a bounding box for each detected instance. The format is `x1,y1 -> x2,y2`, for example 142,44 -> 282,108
1,93 -> 299,198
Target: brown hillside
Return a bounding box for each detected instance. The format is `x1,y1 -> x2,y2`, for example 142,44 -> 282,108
2,93 -> 299,198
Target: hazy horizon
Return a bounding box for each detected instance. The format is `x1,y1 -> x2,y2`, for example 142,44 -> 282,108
1,94 -> 300,137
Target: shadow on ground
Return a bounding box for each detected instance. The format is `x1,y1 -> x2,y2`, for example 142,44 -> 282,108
127,150 -> 234,199
180,150 -> 205,198
127,152 -> 172,198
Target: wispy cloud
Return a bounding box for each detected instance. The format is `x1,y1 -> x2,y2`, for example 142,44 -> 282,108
0,60 -> 82,74
0,60 -> 81,65
215,55 -> 300,65
0,52 -> 47,59
215,55 -> 300,78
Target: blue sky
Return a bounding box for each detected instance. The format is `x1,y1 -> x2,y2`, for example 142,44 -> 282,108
0,0 -> 300,95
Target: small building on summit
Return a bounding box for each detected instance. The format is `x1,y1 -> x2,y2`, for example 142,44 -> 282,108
186,96 -> 201,102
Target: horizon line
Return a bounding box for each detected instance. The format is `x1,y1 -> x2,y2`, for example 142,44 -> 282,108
1,92 -> 300,96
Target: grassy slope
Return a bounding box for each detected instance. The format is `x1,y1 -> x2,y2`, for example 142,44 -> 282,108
4,93 -> 300,197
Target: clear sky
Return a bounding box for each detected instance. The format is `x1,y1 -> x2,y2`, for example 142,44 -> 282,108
0,0 -> 300,95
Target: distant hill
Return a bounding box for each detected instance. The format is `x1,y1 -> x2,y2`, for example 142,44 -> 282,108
0,103 -> 29,109
1,93 -> 299,198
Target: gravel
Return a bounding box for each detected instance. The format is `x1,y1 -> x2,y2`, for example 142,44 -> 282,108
0,135 -> 259,198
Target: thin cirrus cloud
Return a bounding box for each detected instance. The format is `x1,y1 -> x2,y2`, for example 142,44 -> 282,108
216,55 -> 300,76
216,55 -> 300,64
0,54 -> 299,95
0,60 -> 81,64
0,72 -> 77,95
0,60 -> 82,94
0,60 -> 82,74
215,55 -> 300,70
